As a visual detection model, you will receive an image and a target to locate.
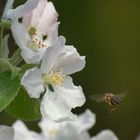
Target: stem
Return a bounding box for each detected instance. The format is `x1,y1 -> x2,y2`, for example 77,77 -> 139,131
0,26 -> 4,57
10,48 -> 23,66
0,0 -> 11,55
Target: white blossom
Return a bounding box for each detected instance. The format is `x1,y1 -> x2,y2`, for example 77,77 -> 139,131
0,111 -> 119,140
39,109 -> 118,140
7,0 -> 59,63
21,36 -> 86,121
39,109 -> 95,139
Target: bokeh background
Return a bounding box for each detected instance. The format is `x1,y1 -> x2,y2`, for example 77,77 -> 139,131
1,0 -> 140,139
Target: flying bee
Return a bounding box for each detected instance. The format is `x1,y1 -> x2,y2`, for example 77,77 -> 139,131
90,93 -> 126,112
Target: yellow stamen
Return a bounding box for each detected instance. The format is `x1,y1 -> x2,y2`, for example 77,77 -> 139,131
49,129 -> 58,137
28,27 -> 48,49
42,70 -> 65,86
28,27 -> 36,36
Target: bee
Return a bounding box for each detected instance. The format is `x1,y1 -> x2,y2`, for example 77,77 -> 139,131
90,93 -> 126,112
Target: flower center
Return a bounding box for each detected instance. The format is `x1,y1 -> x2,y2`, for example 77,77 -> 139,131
42,70 -> 65,87
28,27 -> 48,49
49,129 -> 58,137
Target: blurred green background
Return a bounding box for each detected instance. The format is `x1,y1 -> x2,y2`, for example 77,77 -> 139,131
1,0 -> 140,139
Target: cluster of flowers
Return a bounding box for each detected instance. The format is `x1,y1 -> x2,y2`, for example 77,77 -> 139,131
4,0 -> 86,122
0,0 -> 118,139
0,110 -> 118,140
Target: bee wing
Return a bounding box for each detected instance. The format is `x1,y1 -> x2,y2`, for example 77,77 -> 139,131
116,92 -> 127,99
89,94 -> 105,102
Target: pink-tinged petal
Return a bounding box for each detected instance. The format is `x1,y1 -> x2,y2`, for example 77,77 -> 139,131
11,22 -> 29,49
37,1 -> 58,34
21,67 -> 44,98
54,76 -> 86,108
41,89 -> 77,121
91,130 -> 118,140
23,0 -> 58,32
0,126 -> 14,140
22,0 -> 46,27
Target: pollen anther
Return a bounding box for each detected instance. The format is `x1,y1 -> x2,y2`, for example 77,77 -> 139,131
42,70 -> 65,86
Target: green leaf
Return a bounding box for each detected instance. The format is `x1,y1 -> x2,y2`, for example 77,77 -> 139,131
0,58 -> 21,80
0,71 -> 20,111
6,88 -> 41,121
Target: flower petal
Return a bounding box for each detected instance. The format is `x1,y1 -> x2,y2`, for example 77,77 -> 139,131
41,89 -> 77,121
22,0 -> 58,33
21,47 -> 43,64
2,0 -> 14,19
13,120 -> 29,139
55,45 -> 86,75
6,0 -> 40,20
39,110 -> 97,140
36,1 -> 58,34
76,109 -> 96,132
41,36 -> 86,75
39,118 -> 62,138
45,22 -> 59,47
22,0 -> 46,27
91,130 -> 118,140
56,124 -> 82,140
54,76 -> 86,108
11,22 -> 43,63
0,125 -> 14,140
13,120 -> 43,140
21,67 -> 44,98
41,36 -> 66,73
11,22 -> 29,49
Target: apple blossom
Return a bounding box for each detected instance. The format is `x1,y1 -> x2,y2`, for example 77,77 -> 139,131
39,109 -> 96,138
39,109 -> 118,140
10,110 -> 118,140
21,36 -> 86,121
7,0 -> 59,63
